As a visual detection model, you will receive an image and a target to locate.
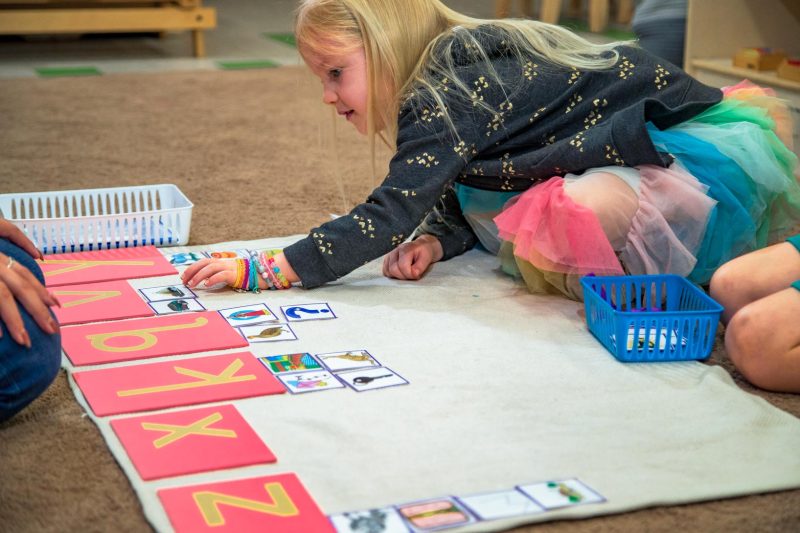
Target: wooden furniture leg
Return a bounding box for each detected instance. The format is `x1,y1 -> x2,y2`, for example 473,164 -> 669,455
539,0 -> 562,24
520,0 -> 533,18
192,29 -> 205,58
589,0 -> 610,32
615,0 -> 634,24
495,0 -> 511,18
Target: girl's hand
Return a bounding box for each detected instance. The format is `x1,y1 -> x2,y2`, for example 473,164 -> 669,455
181,258 -> 239,289
382,234 -> 443,280
0,252 -> 60,347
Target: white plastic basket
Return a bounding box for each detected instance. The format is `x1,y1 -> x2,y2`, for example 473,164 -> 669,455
0,184 -> 193,255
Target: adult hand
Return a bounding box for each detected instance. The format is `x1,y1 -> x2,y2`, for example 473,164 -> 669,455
0,252 -> 60,347
0,219 -> 43,261
382,234 -> 443,280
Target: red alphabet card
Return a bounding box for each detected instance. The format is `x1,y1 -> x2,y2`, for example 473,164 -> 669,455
61,311 -> 248,366
53,280 -> 155,326
110,404 -> 277,481
39,246 -> 177,287
73,352 -> 285,416
158,473 -> 334,533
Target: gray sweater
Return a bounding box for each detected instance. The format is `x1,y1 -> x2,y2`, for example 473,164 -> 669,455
285,26 -> 721,288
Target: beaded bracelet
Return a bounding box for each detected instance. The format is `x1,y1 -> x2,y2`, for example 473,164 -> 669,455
262,250 -> 291,290
252,251 -> 275,290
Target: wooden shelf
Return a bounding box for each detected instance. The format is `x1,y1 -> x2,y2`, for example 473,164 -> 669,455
0,1 -> 216,57
692,58 -> 800,92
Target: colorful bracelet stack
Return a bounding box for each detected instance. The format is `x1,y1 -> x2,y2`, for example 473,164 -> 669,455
245,249 -> 291,291
233,257 -> 261,293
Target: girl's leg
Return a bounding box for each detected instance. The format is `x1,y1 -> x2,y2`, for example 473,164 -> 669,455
710,241 -> 800,323
724,285 -> 800,393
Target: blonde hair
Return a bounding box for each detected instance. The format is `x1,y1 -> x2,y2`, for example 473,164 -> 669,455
295,0 -> 633,159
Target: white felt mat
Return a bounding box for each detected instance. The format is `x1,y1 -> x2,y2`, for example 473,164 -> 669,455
66,236 -> 800,532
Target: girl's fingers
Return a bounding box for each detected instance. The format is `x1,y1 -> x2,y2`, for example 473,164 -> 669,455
180,258 -> 214,284
204,271 -> 232,288
186,261 -> 236,289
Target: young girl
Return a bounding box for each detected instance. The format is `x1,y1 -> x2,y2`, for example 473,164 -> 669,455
183,0 -> 800,301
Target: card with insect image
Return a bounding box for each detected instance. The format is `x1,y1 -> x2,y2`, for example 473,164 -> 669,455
455,488 -> 544,521
219,303 -> 278,327
516,478 -> 605,510
395,497 -> 475,532
259,352 -> 322,374
164,251 -> 206,267
148,298 -> 206,315
239,323 -> 297,343
336,367 -> 408,392
276,370 -> 344,394
316,349 -> 380,372
329,507 -> 411,533
139,284 -> 197,303
280,302 -> 336,322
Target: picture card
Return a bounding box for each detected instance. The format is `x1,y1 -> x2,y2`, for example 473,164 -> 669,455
158,473 -> 334,533
240,323 -> 297,343
396,497 -> 475,532
456,489 -> 544,521
73,352 -> 286,416
52,280 -> 154,326
204,249 -> 251,260
165,251 -> 206,266
39,245 -> 177,287
276,370 -> 344,394
280,303 -> 336,322
140,284 -> 198,303
317,350 -> 380,372
62,311 -> 249,366
149,298 -> 206,315
110,404 -> 276,480
336,367 -> 408,392
517,479 -> 605,510
260,353 -> 322,374
219,303 -> 278,327
329,507 -> 411,533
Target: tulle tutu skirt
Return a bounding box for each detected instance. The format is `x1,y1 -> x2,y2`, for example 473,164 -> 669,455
461,81 -> 800,299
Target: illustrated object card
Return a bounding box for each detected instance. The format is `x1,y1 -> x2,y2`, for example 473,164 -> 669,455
329,507 -> 411,533
280,303 -> 336,322
73,352 -> 286,416
516,479 -> 605,510
158,473 -> 335,533
110,404 -> 276,480
204,249 -> 251,260
276,370 -> 344,394
61,311 -> 249,366
316,350 -> 380,372
139,284 -> 197,303
39,245 -> 177,287
455,489 -> 544,521
165,251 -> 206,266
396,497 -> 475,532
219,303 -> 278,327
240,323 -> 297,343
149,298 -> 206,315
260,353 -> 322,374
52,280 -> 154,326
336,367 -> 409,392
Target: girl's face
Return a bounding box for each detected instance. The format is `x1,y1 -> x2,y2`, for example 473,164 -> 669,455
305,46 -> 371,135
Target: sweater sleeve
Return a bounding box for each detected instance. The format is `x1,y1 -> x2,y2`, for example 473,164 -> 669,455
284,98 -> 479,288
414,185 -> 477,260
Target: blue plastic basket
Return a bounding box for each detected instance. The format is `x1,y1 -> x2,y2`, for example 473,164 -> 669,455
580,274 -> 723,362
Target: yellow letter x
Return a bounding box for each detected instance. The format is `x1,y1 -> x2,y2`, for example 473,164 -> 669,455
141,412 -> 237,449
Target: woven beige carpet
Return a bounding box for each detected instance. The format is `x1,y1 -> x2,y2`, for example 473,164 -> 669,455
1,67 -> 799,532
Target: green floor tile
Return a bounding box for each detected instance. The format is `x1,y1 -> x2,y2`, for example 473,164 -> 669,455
35,66 -> 102,78
217,59 -> 279,70
559,18 -> 636,41
263,32 -> 296,47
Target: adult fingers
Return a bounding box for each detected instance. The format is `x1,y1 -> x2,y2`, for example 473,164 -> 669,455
0,281 -> 29,346
2,264 -> 59,335
0,221 -> 42,260
13,263 -> 60,308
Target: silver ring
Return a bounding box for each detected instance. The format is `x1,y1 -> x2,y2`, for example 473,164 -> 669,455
6,256 -> 13,269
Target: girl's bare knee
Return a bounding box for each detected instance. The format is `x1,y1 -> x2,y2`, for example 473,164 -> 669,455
725,305 -> 781,389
